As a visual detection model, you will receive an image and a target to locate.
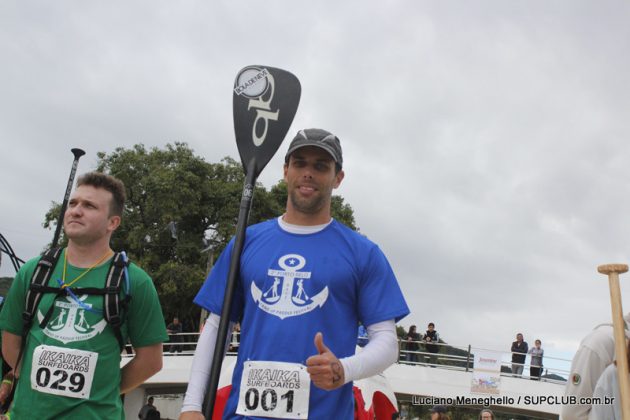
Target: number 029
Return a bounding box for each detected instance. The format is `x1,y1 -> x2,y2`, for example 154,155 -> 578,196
35,367 -> 85,393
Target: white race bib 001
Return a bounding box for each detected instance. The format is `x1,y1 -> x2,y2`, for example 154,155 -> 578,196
236,361 -> 310,419
30,345 -> 98,399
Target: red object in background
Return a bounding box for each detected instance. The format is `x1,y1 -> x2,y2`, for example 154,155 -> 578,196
212,385 -> 232,420
354,385 -> 373,420
354,386 -> 397,420
352,386 -> 398,420
372,390 -> 398,420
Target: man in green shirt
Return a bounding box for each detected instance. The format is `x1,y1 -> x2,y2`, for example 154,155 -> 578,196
0,172 -> 168,419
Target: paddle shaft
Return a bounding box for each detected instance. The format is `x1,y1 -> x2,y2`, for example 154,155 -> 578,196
599,264 -> 630,420
51,148 -> 86,248
203,165 -> 256,419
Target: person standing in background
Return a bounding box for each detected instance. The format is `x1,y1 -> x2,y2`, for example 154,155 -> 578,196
423,322 -> 440,366
528,339 -> 544,380
405,325 -> 420,363
510,333 -> 528,376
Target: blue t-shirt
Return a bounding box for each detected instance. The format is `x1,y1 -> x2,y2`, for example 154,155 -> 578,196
357,325 -> 369,347
195,219 -> 409,420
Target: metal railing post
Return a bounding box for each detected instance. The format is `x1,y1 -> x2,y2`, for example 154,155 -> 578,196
465,344 -> 472,372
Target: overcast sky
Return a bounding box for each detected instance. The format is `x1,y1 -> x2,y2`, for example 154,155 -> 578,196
2,1 -> 630,371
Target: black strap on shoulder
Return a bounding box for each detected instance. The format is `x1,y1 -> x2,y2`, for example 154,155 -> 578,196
24,249 -> 130,348
23,247 -> 63,334
4,249 -> 132,413
104,252 -> 130,351
5,248 -> 63,413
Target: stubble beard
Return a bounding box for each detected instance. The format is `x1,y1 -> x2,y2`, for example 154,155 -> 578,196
65,229 -> 97,246
289,188 -> 328,215
64,221 -> 109,247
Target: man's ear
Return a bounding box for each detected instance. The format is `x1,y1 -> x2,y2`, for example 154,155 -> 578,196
333,169 -> 345,189
108,215 -> 121,232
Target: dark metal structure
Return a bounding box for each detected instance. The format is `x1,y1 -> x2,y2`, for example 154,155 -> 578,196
0,233 -> 24,273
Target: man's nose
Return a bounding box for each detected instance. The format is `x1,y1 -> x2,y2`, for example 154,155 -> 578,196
67,204 -> 82,216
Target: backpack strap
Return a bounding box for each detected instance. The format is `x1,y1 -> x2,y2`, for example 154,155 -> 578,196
3,249 -> 132,413
4,248 -> 63,413
25,249 -> 131,348
23,248 -> 63,334
104,252 -> 130,351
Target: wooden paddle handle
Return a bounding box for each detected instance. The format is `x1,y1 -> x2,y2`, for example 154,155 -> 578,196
598,264 -> 630,420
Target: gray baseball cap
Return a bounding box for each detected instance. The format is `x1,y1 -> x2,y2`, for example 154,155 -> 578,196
284,128 -> 343,168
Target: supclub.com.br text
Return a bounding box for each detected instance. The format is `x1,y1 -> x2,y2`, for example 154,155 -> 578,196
412,394 -> 615,407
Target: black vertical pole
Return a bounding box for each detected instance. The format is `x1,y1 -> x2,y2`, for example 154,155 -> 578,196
51,148 -> 86,248
203,164 -> 256,419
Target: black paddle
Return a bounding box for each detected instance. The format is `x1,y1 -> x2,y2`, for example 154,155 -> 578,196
51,148 -> 86,248
202,65 -> 301,419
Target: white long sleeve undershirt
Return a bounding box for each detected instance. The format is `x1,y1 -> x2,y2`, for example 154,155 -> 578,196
340,319 -> 398,383
180,315 -> 398,413
180,314 -> 233,413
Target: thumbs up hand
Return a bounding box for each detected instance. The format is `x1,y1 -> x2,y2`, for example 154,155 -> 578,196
306,332 -> 345,390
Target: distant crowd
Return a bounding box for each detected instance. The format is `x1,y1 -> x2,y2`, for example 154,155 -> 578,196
401,322 -> 441,365
167,319 -> 547,382
510,332 -> 544,380
393,324 -> 545,379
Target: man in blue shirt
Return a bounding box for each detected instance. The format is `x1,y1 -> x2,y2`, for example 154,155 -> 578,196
180,128 -> 409,420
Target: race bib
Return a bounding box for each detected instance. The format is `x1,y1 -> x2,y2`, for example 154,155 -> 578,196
30,345 -> 98,399
236,361 -> 310,419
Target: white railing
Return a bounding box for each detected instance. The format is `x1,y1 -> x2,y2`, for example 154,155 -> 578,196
123,333 -> 571,383
397,339 -> 570,384
124,332 -> 570,385
123,332 -> 240,356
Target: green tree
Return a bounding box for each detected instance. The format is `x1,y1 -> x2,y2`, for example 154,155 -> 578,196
396,324 -> 407,339
43,143 -> 357,330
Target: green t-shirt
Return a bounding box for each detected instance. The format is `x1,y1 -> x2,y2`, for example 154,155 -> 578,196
0,250 -> 168,419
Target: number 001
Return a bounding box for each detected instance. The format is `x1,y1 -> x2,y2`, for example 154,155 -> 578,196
245,388 -> 294,413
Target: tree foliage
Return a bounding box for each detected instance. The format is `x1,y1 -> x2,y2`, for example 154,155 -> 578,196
44,143 -> 357,330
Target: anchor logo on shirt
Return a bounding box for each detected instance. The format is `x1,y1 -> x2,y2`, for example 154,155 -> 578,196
251,254 -> 328,320
37,295 -> 107,344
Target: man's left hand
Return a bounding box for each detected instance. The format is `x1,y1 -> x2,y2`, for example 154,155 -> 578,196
306,332 -> 345,390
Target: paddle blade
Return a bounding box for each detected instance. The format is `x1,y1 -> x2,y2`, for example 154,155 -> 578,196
233,65 -> 301,177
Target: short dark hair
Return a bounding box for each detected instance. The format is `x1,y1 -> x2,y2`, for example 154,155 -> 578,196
479,408 -> 494,419
76,172 -> 126,216
428,322 -> 435,327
